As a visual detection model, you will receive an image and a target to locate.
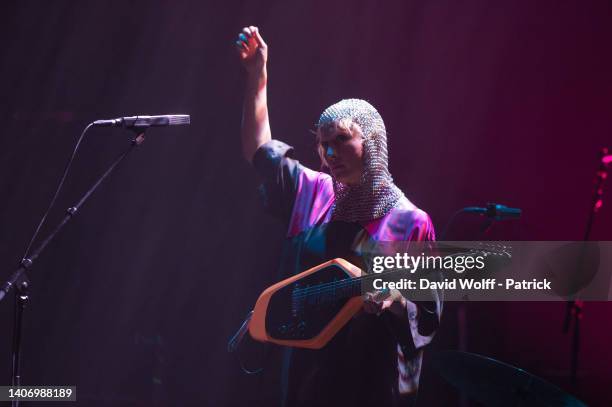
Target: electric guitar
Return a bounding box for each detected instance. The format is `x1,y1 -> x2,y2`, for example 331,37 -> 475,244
234,245 -> 511,350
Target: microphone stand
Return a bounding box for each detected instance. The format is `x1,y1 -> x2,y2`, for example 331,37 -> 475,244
563,147 -> 610,387
439,203 -> 521,407
1,130 -> 146,407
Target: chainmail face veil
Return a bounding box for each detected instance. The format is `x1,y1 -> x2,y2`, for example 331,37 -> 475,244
317,98 -> 405,222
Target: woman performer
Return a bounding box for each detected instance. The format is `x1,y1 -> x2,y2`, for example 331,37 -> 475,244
236,25 -> 441,407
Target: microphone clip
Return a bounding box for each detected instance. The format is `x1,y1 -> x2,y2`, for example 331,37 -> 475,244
485,203 -> 521,221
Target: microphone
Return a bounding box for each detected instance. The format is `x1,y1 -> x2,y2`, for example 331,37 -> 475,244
93,115 -> 190,128
463,203 -> 522,220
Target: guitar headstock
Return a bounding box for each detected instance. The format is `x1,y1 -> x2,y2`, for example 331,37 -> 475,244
467,242 -> 512,259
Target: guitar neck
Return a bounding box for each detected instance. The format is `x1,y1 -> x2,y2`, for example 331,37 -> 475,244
292,246 -> 510,306
292,270 -> 397,307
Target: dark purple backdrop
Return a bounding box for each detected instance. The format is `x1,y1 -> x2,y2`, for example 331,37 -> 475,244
0,1 -> 610,405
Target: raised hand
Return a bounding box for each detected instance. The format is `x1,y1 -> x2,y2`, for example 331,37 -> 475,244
236,25 -> 271,162
235,26 -> 268,75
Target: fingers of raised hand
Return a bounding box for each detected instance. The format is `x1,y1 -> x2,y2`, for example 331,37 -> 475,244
241,27 -> 252,42
243,27 -> 258,44
235,26 -> 266,55
235,29 -> 251,52
235,39 -> 246,52
247,26 -> 267,48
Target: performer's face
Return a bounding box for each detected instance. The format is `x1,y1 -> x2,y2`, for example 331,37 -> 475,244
318,120 -> 364,185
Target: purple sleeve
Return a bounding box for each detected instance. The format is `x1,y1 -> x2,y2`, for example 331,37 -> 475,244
286,166 -> 334,238
252,140 -> 334,233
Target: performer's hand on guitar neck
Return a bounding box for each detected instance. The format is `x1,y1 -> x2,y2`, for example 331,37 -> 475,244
363,289 -> 408,319
235,25 -> 272,163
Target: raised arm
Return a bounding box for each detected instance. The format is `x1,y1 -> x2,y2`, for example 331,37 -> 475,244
235,26 -> 271,163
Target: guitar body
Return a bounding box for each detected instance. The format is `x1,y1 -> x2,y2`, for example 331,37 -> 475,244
249,258 -> 364,349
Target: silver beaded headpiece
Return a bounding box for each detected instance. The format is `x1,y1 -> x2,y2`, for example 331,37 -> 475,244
317,98 -> 404,222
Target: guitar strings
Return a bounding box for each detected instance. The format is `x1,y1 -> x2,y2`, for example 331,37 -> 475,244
290,249 -> 506,302
290,268 -> 428,302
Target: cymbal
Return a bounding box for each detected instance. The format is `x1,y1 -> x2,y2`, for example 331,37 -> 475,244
432,350 -> 586,407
